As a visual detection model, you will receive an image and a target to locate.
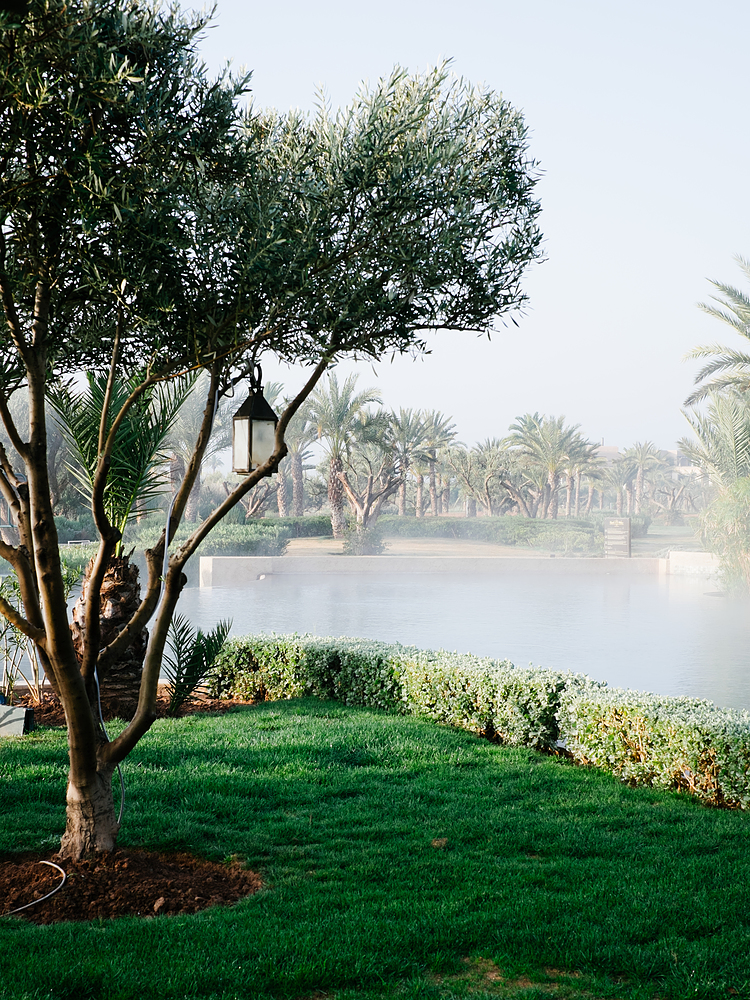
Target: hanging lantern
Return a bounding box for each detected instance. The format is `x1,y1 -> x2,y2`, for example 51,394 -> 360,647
232,365 -> 279,474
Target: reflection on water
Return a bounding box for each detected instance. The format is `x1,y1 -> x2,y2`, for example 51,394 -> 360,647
176,573 -> 750,711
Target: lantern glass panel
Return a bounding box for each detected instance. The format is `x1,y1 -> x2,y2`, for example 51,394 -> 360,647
251,419 -> 277,469
233,417 -> 250,474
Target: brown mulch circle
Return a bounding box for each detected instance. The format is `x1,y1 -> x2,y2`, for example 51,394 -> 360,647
0,849 -> 263,924
20,690 -> 255,727
5,692 -> 263,925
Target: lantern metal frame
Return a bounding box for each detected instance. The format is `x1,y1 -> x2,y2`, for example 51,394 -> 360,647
231,364 -> 279,475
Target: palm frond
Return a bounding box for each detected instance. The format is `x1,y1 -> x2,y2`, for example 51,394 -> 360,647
163,615 -> 232,715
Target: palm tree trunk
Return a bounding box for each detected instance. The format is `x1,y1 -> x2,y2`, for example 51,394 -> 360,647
616,488 -> 623,516
442,482 -> 450,513
429,460 -> 438,516
635,469 -> 644,514
398,480 -> 407,515
415,474 -> 424,518
70,555 -> 148,713
598,489 -> 604,511
291,453 -> 305,516
574,471 -> 582,517
329,455 -> 347,537
565,474 -> 573,517
585,483 -> 594,516
276,464 -> 290,517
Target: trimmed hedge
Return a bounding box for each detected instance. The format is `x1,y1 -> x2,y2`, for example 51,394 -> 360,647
210,632 -> 750,808
378,514 -> 651,548
126,521 -> 291,557
377,515 -> 604,554
260,516 -> 333,537
559,686 -> 750,809
209,633 -> 596,750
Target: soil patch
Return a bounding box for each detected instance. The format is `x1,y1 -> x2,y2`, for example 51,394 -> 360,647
0,848 -> 262,924
19,690 -> 253,728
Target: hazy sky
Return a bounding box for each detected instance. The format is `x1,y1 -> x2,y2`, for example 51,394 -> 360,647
188,0 -> 750,451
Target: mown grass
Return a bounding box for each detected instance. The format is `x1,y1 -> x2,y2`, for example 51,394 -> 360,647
1,699 -> 749,1000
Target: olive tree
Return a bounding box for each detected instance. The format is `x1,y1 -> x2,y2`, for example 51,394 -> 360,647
0,0 -> 542,859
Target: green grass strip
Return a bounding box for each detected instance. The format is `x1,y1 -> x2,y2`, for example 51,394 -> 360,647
1,700 -> 749,1000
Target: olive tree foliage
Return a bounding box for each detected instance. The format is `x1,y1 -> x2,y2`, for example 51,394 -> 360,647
0,0 -> 542,858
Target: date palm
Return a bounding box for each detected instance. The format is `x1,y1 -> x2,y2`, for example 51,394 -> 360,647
422,410 -> 457,515
308,373 -> 381,536
507,413 -> 588,519
391,408 -> 428,516
51,371 -> 193,707
679,390 -> 750,489
622,441 -> 662,514
685,256 -> 750,405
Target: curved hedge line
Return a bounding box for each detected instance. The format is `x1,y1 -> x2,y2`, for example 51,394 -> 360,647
211,632 -> 750,809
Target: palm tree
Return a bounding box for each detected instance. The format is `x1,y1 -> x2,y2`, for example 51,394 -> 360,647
308,373 -> 381,536
391,408 -> 428,516
50,371 -> 193,708
685,256 -> 750,405
280,401 -> 317,517
422,410 -> 457,515
679,391 -> 750,489
506,413 -> 588,519
622,441 -> 662,514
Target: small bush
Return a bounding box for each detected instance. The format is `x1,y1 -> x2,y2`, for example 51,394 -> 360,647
377,515 -> 604,554
261,516 -> 333,537
211,632 -> 750,808
342,525 -> 386,555
126,520 -> 291,557
209,633 -> 593,750
559,686 -> 750,809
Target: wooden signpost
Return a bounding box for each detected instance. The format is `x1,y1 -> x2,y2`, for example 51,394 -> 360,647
604,517 -> 631,558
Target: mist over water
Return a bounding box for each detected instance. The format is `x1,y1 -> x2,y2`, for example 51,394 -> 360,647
177,572 -> 750,712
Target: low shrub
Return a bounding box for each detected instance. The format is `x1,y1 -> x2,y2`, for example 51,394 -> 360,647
54,515 -> 96,543
209,633 -> 595,750
126,520 -> 291,557
377,515 -> 604,554
211,632 -> 750,808
260,516 -> 333,537
558,686 -> 750,809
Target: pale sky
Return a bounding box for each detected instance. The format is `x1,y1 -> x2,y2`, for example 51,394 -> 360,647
189,0 -> 750,452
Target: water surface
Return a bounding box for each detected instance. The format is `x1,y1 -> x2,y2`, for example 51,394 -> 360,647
177,572 -> 750,711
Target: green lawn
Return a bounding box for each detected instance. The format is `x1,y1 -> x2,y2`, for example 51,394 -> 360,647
1,699 -> 749,1000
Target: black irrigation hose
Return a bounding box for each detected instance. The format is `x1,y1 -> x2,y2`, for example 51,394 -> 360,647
2,860 -> 66,917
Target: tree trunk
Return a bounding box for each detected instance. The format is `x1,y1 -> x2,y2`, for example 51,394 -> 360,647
415,474 -> 424,517
635,468 -> 644,514
598,489 -> 604,511
398,479 -> 407,515
616,488 -> 623,515
291,453 -> 305,516
429,461 -> 438,516
59,763 -> 119,860
276,463 -> 290,516
585,483 -> 594,516
548,473 -> 559,519
574,471 -> 582,517
442,482 -> 450,513
70,555 -> 148,713
185,467 -> 201,522
465,496 -> 476,517
329,455 -> 346,537
565,474 -> 573,517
